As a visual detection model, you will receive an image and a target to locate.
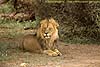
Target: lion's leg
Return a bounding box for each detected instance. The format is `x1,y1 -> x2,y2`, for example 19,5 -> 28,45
43,50 -> 58,57
54,49 -> 62,56
52,40 -> 62,56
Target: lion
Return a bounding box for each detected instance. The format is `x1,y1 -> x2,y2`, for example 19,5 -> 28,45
20,18 -> 62,56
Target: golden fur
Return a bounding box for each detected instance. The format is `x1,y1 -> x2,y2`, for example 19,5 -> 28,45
21,34 -> 42,53
20,18 -> 62,56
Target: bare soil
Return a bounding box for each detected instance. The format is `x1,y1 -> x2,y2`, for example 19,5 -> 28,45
0,38 -> 100,67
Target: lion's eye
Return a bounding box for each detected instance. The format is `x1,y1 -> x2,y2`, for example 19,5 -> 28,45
42,28 -> 46,31
49,28 -> 52,31
43,28 -> 45,31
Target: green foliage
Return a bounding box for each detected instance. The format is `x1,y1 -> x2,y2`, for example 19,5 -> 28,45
0,42 -> 12,61
0,2 -> 15,13
0,41 -> 20,61
23,20 -> 37,28
63,37 -> 100,44
0,18 -> 37,38
1,1 -> 100,44
0,42 -> 8,61
37,2 -> 100,44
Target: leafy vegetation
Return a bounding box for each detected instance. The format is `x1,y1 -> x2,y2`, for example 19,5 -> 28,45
0,19 -> 37,38
0,2 -> 14,13
0,1 -> 100,45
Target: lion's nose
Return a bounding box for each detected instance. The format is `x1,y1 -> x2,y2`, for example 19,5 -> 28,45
45,31 -> 48,34
45,32 -> 48,34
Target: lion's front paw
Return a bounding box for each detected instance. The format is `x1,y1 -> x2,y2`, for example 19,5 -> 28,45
43,50 -> 58,57
54,49 -> 62,56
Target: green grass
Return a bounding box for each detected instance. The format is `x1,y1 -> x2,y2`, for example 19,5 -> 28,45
0,42 -> 10,61
0,18 -> 37,38
0,2 -> 15,13
63,37 -> 100,45
0,41 -> 21,61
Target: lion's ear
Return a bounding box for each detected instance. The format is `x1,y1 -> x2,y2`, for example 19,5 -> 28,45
49,18 -> 59,27
38,19 -> 44,28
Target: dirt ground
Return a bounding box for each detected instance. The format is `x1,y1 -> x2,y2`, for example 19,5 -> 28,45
0,38 -> 100,67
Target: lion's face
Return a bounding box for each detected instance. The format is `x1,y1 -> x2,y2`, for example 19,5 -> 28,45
41,22 -> 56,39
37,18 -> 59,40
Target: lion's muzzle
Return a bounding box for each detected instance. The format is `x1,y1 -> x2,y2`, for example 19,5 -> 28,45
44,33 -> 51,39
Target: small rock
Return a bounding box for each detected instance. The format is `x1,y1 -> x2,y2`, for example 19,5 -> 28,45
20,63 -> 28,67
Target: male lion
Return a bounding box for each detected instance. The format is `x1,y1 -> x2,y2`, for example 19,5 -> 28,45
20,18 -> 62,56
